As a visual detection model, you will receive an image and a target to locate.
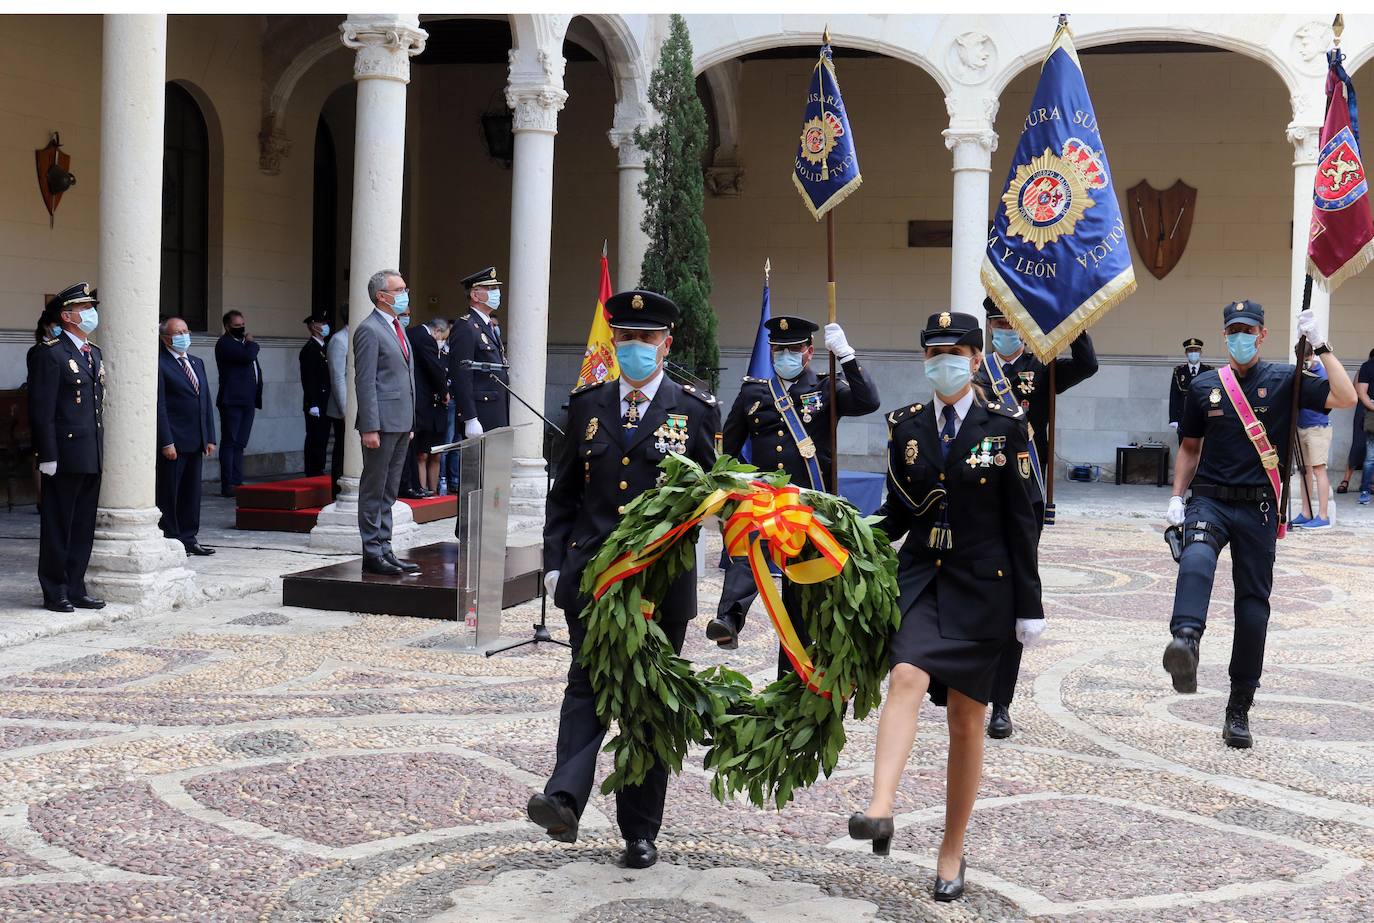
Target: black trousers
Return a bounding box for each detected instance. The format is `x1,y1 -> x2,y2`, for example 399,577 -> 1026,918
303,412 -> 332,477
546,604 -> 689,841
218,405 -> 254,491
328,416 -> 345,494
718,557 -> 809,680
991,640 -> 1023,706
38,471 -> 101,604
156,451 -> 203,545
1170,495 -> 1277,689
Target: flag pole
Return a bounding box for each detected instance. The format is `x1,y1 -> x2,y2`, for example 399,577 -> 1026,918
1041,11 -> 1069,526
827,211 -> 839,491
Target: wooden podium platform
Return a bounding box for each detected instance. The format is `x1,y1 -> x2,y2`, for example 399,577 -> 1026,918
281,541 -> 541,619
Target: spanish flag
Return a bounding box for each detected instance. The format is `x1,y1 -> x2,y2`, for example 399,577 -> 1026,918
576,243 -> 618,389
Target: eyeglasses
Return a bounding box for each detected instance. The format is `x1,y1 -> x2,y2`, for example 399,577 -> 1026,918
388,287 -> 409,295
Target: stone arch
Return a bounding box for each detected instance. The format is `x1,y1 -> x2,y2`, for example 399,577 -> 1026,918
164,78 -> 225,328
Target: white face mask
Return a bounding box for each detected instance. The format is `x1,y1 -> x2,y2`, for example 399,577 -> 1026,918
484,289 -> 501,311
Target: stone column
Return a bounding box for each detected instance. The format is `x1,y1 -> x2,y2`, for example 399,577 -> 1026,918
310,14 -> 426,552
943,103 -> 998,313
609,112 -> 650,289
87,14 -> 195,605
1287,120 -> 1330,350
505,81 -> 567,522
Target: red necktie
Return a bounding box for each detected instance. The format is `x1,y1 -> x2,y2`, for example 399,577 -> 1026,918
80,344 -> 93,371
179,356 -> 199,394
393,319 -> 410,361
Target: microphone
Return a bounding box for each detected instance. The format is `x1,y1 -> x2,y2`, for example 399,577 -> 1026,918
457,360 -> 509,372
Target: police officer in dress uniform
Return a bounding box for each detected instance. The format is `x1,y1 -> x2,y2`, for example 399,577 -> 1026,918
27,283 -> 106,613
299,313 -> 333,478
530,290 -> 720,871
848,310 -> 1043,901
973,296 -> 1098,740
707,316 -> 880,659
1163,301 -> 1355,748
1169,338 -> 1212,442
448,267 -> 509,439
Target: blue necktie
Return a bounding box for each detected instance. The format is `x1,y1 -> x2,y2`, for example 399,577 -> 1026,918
939,404 -> 958,459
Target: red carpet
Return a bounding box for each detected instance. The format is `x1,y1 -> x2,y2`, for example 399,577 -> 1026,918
233,477 -> 457,532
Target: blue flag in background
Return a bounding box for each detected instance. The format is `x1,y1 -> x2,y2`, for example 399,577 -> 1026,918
741,271 -> 773,463
981,23 -> 1135,362
793,39 -> 862,220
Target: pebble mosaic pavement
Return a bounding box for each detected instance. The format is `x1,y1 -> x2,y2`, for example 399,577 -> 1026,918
0,513 -> 1371,922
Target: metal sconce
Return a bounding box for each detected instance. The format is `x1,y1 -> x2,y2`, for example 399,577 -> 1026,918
480,107 -> 514,166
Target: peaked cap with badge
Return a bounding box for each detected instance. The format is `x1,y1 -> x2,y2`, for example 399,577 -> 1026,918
921,311 -> 983,349
1182,337 -> 1204,351
765,315 -> 819,347
1222,299 -> 1264,328
460,266 -> 502,289
605,290 -> 679,331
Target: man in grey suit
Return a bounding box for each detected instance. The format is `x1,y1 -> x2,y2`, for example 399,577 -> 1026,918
353,270 -> 420,576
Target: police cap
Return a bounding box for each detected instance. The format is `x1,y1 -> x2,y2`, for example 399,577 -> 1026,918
303,312 -> 329,325
605,290 -> 679,330
765,315 -> 818,347
1182,337 -> 1204,350
55,282 -> 98,309
921,311 -> 982,348
982,296 -> 1005,320
1222,300 -> 1264,328
460,267 -> 502,290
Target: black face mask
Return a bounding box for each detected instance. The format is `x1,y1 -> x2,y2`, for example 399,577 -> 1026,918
228,326 -> 246,340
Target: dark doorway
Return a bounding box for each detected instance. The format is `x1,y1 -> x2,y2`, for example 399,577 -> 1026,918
161,83 -> 209,330
312,116 -> 339,325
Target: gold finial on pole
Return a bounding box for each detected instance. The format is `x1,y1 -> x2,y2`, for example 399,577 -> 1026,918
601,238 -> 608,258
764,257 -> 771,282
1058,12 -> 1068,26
822,26 -> 831,45
1333,13 -> 1344,47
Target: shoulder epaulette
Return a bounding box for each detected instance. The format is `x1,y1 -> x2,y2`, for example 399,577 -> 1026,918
41,336 -> 60,347
570,378 -> 609,397
986,400 -> 1024,420
886,402 -> 924,427
681,383 -> 718,406
741,375 -> 768,384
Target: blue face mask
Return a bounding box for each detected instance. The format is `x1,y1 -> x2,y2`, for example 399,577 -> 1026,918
772,349 -> 806,380
397,312 -> 411,328
319,324 -> 331,338
170,332 -> 192,352
485,289 -> 501,310
616,340 -> 660,382
1226,332 -> 1258,364
49,324 -> 62,338
77,307 -> 99,334
991,329 -> 1023,356
924,353 -> 973,397
391,291 -> 410,314
1186,350 -> 1201,363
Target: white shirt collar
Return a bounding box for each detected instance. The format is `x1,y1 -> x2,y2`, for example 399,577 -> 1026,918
933,388 -> 975,429
312,335 -> 325,346
64,329 -> 88,351
1188,362 -> 1199,374
620,370 -> 665,405
165,345 -> 189,359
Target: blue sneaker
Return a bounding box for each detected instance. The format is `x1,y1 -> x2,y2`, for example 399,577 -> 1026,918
1361,492 -> 1371,505
1300,516 -> 1331,530
1290,513 -> 1311,526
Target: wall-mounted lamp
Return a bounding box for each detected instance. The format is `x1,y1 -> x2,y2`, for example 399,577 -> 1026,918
36,133 -> 76,227
480,108 -> 514,167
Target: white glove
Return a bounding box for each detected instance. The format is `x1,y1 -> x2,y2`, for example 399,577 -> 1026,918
38,461 -> 57,477
464,419 -> 484,439
544,570 -> 559,599
1166,495 -> 1187,527
823,323 -> 855,362
1015,618 -> 1045,647
1168,421 -> 1178,430
308,406 -> 320,418
1296,308 -> 1325,349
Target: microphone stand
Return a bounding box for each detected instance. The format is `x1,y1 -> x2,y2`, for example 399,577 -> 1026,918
469,367 -> 569,656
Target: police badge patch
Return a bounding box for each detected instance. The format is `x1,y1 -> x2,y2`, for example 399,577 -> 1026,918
1002,148 -> 1094,250
904,439 -> 918,465
1018,451 -> 1032,480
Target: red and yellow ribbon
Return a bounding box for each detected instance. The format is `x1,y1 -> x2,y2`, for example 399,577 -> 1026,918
592,481 -> 850,695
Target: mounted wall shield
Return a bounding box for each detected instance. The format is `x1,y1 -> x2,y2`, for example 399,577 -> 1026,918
35,133 -> 76,228
1127,180 -> 1196,280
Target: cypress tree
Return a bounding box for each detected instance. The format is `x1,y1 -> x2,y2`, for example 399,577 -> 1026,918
636,14 -> 719,390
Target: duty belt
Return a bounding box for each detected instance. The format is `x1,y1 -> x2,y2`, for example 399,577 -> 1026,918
1190,483 -> 1272,502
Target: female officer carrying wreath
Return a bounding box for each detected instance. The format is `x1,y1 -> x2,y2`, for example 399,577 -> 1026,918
848,310 -> 1044,901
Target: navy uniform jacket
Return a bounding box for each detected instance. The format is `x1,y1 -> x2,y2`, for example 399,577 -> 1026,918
873,398 -> 1043,640
721,358 -> 880,491
215,335 -> 263,409
447,308 -> 509,429
544,376 -> 720,618
27,334 -> 104,474
1180,361 -> 1330,490
157,349 -> 216,452
408,323 -> 449,433
299,338 -> 330,413
973,332 -> 1098,463
1168,362 -> 1213,425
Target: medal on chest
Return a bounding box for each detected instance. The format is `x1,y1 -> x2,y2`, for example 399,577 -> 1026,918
799,391 -> 824,423
654,414 -> 689,454
965,436 -> 1006,469
1017,370 -> 1036,395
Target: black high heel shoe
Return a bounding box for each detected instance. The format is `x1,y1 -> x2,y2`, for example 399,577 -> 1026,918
933,857 -> 966,902
847,812 -> 894,856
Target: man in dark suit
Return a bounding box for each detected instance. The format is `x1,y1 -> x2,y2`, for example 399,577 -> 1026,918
27,282 -> 106,612
402,316 -> 449,497
710,315 -> 881,656
1168,337 -> 1212,443
299,313 -> 332,477
528,290 -> 720,871
156,317 -> 217,556
214,310 -> 262,497
448,266 -> 509,439
353,270 -> 420,576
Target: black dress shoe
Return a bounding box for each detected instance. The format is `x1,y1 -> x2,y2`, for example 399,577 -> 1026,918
1162,627 -> 1201,693
622,838 -> 658,869
705,616 -> 740,650
987,704 -> 1013,739
44,598 -> 75,613
1223,685 -> 1255,749
527,792 -> 579,843
361,554 -> 404,576
400,488 -> 431,500
184,543 -> 216,556
70,595 -> 106,610
933,857 -> 966,901
848,812 -> 894,856
383,551 -> 420,573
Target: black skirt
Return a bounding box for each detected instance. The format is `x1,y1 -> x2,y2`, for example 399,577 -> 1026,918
889,582 -> 1008,707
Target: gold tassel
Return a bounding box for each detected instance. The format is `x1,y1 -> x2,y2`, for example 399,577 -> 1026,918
927,524 -> 953,550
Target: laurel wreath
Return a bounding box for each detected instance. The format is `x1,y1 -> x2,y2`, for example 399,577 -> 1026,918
578,453 -> 901,809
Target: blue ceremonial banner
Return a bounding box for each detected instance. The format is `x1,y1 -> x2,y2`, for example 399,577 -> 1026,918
981,23 -> 1136,362
792,39 -> 862,220
741,269 -> 773,463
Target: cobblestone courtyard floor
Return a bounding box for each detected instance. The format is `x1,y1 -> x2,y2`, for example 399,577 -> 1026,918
0,500 -> 1371,921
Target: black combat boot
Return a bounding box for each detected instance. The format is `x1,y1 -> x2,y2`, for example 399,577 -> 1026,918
1162,627 -> 1201,693
1222,686 -> 1255,749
